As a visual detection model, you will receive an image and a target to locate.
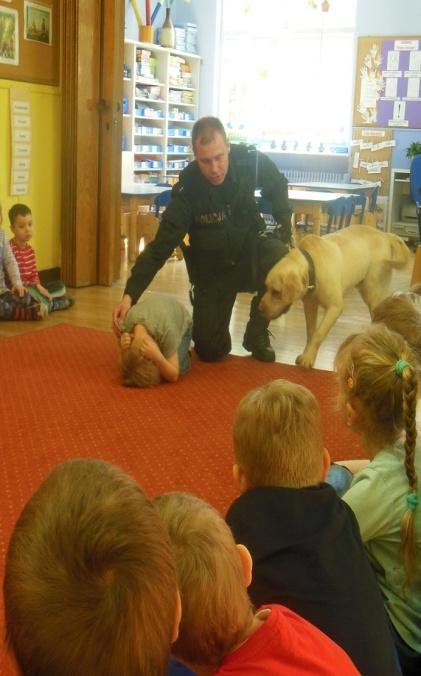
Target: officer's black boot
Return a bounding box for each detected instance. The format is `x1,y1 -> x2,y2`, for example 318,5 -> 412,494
242,296 -> 275,362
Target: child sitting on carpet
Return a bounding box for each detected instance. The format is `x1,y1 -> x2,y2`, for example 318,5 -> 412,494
335,324 -> 421,676
225,379 -> 401,676
0,202 -> 46,320
371,288 -> 421,365
120,293 -> 192,387
8,203 -> 74,312
3,458 -> 181,676
154,491 -> 359,676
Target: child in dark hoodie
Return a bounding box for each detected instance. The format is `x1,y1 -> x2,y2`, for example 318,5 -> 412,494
226,378 -> 401,676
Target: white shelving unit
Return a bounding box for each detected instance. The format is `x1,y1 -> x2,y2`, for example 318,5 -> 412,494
122,39 -> 200,186
387,168 -> 418,240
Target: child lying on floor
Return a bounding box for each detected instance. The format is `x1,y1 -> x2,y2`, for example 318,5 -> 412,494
120,293 -> 192,387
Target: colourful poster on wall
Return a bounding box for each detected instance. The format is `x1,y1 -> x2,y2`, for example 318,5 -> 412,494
354,36 -> 421,129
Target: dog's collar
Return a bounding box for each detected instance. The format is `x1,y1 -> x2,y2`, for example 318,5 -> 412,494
300,248 -> 316,293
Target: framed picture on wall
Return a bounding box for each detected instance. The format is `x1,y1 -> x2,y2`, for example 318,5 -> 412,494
0,6 -> 19,65
24,1 -> 52,46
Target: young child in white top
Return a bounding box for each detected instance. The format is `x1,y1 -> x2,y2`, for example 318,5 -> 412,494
8,203 -> 73,313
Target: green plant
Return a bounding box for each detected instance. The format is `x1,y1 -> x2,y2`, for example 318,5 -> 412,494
406,141 -> 421,158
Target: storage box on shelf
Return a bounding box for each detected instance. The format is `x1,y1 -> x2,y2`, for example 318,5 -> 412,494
122,39 -> 200,186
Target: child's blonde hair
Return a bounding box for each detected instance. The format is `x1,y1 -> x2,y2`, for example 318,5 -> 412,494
154,492 -> 253,668
233,379 -> 324,488
121,345 -> 161,387
372,293 -> 421,364
335,324 -> 419,581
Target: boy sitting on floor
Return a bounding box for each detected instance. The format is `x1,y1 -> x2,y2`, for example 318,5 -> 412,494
0,202 -> 46,320
154,491 -> 359,675
4,458 -> 181,676
8,203 -> 73,312
226,379 -> 401,676
120,293 -> 192,387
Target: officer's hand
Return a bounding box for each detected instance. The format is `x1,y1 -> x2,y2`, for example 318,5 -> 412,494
112,294 -> 132,337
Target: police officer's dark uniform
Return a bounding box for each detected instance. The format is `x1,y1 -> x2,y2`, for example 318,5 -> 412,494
124,144 -> 292,362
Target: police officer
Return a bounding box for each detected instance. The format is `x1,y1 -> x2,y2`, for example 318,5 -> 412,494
113,116 -> 292,362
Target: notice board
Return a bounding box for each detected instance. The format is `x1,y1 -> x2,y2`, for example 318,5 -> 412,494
353,36 -> 421,129
0,0 -> 60,85
350,128 -> 393,197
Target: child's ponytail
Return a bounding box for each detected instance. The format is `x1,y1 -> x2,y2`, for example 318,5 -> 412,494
399,361 -> 418,583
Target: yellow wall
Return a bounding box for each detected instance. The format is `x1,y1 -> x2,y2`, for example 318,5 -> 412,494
0,79 -> 61,272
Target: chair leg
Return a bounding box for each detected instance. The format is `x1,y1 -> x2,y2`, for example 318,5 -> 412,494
345,212 -> 353,227
326,214 -> 332,234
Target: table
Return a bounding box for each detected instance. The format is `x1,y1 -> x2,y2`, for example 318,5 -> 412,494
288,189 -> 346,237
289,181 -> 378,194
289,181 -> 379,224
123,186 -> 347,260
121,184 -> 170,261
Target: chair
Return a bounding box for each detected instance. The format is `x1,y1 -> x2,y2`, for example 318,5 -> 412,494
153,188 -> 172,217
325,196 -> 345,233
367,184 -> 379,214
410,155 -> 421,286
410,155 -> 421,242
137,188 -> 183,260
342,194 -> 357,227
360,185 -> 380,227
352,191 -> 366,224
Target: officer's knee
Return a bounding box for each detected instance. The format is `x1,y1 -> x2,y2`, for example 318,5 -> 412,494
194,337 -> 231,362
194,344 -> 223,362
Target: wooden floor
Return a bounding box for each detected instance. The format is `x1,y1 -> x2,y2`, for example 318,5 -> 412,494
0,244 -> 414,372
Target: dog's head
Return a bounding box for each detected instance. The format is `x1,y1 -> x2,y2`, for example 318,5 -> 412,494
259,252 -> 307,320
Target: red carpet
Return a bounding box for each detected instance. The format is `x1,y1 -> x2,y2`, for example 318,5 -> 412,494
0,324 -> 363,673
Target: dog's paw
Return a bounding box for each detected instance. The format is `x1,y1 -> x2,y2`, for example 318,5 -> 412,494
295,353 -> 314,369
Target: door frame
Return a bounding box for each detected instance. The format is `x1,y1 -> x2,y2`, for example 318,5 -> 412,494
61,0 -> 124,287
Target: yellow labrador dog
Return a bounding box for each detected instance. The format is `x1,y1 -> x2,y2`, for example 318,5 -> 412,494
259,225 -> 410,368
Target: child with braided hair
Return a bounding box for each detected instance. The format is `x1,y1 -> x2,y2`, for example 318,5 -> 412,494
335,323 -> 421,676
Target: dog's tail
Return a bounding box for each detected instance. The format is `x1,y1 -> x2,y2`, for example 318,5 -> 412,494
386,233 -> 410,268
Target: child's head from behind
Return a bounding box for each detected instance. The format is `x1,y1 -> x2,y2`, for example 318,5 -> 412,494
233,379 -> 325,490
335,324 -> 418,580
154,492 -> 253,669
4,458 -> 179,676
120,336 -> 162,387
8,203 -> 33,246
372,293 -> 421,365
335,324 -> 418,445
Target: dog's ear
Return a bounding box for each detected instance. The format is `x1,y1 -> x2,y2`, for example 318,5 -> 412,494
282,271 -> 304,302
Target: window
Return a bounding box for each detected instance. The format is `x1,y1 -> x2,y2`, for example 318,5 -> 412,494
219,0 -> 356,152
